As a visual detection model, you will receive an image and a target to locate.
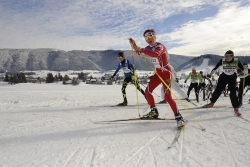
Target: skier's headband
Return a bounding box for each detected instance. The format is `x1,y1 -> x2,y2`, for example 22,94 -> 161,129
225,54 -> 233,57
144,31 -> 155,37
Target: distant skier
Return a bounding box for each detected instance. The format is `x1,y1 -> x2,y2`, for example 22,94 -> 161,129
110,52 -> 146,106
238,63 -> 250,106
197,71 -> 206,101
203,50 -> 244,116
129,29 -> 186,129
184,67 -> 203,102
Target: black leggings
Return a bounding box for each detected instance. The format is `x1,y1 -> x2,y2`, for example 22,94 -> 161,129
121,76 -> 145,102
210,73 -> 240,108
187,82 -> 199,99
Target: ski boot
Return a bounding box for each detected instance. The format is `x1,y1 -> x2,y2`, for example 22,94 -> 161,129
158,100 -> 166,104
203,102 -> 214,108
234,108 -> 241,116
142,107 -> 159,118
117,101 -> 127,106
175,113 -> 185,129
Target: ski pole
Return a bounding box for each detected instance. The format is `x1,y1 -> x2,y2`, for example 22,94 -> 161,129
130,47 -> 141,117
241,74 -> 246,112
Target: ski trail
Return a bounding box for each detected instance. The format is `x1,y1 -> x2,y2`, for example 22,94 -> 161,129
86,148 -> 95,167
61,148 -> 81,167
148,144 -> 157,167
121,130 -> 163,167
219,124 -> 236,167
179,127 -> 185,162
134,149 -> 146,167
61,134 -> 91,167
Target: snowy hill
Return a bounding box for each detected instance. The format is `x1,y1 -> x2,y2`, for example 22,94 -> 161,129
0,49 -> 193,72
1,82 -> 250,166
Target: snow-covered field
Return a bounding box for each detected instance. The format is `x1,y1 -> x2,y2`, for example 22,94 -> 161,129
1,82 -> 250,167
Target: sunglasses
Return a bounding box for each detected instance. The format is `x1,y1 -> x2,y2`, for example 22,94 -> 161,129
144,31 -> 155,40
144,35 -> 154,40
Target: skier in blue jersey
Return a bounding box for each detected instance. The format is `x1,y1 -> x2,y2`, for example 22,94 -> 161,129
110,52 -> 146,106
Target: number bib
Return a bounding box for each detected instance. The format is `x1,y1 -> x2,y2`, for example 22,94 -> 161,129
151,57 -> 161,68
222,58 -> 238,75
190,75 -> 198,83
122,67 -> 130,73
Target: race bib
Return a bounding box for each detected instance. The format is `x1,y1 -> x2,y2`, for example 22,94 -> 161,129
222,58 -> 238,75
190,75 -> 198,83
151,57 -> 161,68
122,67 -> 131,73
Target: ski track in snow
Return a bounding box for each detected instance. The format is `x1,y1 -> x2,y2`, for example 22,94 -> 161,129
219,124 -> 236,167
121,129 -> 163,167
1,83 -> 250,166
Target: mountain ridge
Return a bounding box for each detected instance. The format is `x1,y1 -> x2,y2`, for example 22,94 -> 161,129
1,49 -> 250,73
0,49 -> 193,72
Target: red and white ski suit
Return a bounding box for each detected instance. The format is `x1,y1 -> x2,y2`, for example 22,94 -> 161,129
142,42 -> 179,114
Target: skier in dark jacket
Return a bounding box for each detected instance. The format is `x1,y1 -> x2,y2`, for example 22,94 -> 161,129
110,52 -> 145,106
203,50 -> 244,116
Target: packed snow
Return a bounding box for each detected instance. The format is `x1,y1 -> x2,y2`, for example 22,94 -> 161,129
1,79 -> 250,167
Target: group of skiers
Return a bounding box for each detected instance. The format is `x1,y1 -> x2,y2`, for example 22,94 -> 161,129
110,28 -> 249,129
184,69 -> 225,102
183,50 -> 250,116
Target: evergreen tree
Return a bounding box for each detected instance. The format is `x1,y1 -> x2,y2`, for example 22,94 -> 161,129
19,72 -> 27,83
54,74 -> 58,82
46,73 -> 54,83
63,75 -> 70,81
58,73 -> 63,81
71,77 -> 79,85
4,73 -> 9,82
77,72 -> 88,82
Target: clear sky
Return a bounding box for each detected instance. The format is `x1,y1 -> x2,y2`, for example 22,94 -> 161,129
0,0 -> 249,56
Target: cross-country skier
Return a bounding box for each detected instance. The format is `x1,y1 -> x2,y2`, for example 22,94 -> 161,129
110,52 -> 146,106
198,71 -> 206,101
203,50 -> 244,116
238,63 -> 250,106
129,29 -> 186,129
184,67 -> 203,102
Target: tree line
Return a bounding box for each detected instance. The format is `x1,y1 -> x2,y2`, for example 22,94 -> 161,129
3,72 -> 89,85
4,73 -> 27,84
